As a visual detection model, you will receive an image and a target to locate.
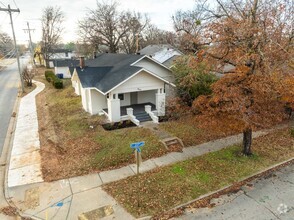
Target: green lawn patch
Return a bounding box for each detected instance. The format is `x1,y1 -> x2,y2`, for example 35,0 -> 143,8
103,128 -> 294,217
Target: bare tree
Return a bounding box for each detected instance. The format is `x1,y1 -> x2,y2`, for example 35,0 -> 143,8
141,24 -> 178,48
0,31 -> 13,57
41,6 -> 64,68
172,0 -> 212,52
79,1 -> 152,54
120,12 -> 150,54
22,66 -> 35,87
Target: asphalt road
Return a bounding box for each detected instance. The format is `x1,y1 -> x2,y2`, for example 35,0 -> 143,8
0,58 -> 28,156
177,163 -> 294,220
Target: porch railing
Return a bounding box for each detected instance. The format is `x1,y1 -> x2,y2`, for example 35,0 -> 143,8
126,108 -> 140,126
145,105 -> 159,124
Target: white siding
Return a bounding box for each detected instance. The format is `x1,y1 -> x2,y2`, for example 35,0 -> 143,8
89,89 -> 107,115
134,58 -> 174,83
55,67 -> 71,78
137,90 -> 156,104
81,88 -> 88,111
120,92 -> 130,107
112,71 -> 164,94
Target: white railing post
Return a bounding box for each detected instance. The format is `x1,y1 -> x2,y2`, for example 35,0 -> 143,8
127,108 -> 140,126
145,105 -> 151,113
145,105 -> 159,124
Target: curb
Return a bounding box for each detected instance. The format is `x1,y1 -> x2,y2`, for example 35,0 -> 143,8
154,157 -> 294,219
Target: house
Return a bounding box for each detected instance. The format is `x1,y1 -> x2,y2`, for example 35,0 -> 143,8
71,53 -> 175,125
53,59 -> 80,78
139,44 -> 183,68
49,49 -> 76,59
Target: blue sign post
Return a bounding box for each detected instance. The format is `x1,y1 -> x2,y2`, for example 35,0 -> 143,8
130,141 -> 145,152
130,141 -> 144,175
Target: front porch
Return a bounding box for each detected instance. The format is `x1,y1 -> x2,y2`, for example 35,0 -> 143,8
103,102 -> 156,116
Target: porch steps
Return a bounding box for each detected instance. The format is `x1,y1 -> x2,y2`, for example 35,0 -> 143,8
161,137 -> 184,152
134,112 -> 152,122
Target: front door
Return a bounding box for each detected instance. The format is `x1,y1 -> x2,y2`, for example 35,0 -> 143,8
130,92 -> 138,105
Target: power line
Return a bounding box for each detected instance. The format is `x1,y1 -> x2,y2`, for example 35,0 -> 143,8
23,22 -> 35,65
0,1 -> 6,7
0,4 -> 24,92
13,0 -> 18,9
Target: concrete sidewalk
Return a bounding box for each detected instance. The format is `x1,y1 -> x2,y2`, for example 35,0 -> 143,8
5,80 -> 275,220
8,80 -> 45,187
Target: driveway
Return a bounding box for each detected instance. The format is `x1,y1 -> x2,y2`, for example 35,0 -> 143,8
177,162 -> 294,220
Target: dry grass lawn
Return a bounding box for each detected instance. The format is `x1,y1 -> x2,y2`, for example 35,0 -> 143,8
103,128 -> 294,217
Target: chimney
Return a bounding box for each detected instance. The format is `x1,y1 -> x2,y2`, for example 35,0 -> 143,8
80,57 -> 85,69
93,51 -> 97,59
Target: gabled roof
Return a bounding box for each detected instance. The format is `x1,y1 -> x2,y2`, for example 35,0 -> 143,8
69,66 -> 75,76
76,65 -> 142,94
76,53 -> 173,94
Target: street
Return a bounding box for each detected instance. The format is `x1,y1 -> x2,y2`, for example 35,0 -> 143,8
177,163 -> 294,220
0,58 -> 27,156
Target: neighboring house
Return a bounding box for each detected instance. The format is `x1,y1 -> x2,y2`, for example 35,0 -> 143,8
139,44 -> 183,68
71,53 -> 175,125
49,49 -> 76,59
53,59 -> 80,78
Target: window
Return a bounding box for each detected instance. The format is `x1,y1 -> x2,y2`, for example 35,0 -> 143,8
118,93 -> 124,100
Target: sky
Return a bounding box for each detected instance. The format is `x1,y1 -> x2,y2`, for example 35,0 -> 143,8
0,0 -> 196,46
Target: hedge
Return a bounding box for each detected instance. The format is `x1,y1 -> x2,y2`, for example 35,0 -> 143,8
45,70 -> 63,89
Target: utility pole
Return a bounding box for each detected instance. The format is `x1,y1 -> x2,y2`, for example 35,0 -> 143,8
0,4 -> 24,92
23,22 -> 35,65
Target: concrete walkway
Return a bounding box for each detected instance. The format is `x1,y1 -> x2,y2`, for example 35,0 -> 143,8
8,80 -> 45,187
5,80 -> 276,219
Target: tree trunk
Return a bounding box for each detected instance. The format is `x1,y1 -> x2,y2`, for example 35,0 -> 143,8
243,128 -> 252,156
45,59 -> 50,68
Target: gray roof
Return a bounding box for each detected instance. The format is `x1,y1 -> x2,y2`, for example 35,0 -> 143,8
139,44 -> 182,56
76,53 -> 144,93
162,55 -> 180,68
85,53 -> 144,68
69,67 -> 75,76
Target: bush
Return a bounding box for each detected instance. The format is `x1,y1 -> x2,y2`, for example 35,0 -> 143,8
171,56 -> 218,106
45,71 -> 55,82
53,79 -> 63,89
45,70 -> 63,89
102,120 -> 136,131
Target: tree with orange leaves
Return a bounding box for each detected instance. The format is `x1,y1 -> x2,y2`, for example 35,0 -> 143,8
175,0 -> 293,155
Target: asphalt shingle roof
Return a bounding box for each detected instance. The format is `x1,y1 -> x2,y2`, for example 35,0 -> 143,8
76,53 -> 144,93
55,59 -> 80,67
139,44 -> 182,56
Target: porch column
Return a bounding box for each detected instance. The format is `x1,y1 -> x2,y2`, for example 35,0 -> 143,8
156,88 -> 165,116
107,93 -> 121,122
